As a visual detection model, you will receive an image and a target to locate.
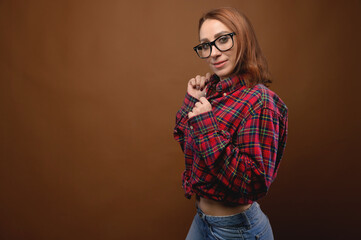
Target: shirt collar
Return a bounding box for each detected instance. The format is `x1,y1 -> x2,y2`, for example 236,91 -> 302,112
209,74 -> 248,94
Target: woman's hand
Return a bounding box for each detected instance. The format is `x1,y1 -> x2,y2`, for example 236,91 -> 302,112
187,73 -> 211,100
188,97 -> 212,119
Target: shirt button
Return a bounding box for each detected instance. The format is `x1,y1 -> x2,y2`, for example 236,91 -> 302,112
190,126 -> 193,130
223,93 -> 227,96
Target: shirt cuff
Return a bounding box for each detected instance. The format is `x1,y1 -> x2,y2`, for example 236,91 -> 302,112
187,110 -> 218,136
179,93 -> 199,117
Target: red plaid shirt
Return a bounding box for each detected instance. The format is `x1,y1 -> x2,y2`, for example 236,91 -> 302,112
174,74 -> 288,204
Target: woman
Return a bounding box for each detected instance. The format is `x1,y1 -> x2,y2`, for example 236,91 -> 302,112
173,7 -> 288,240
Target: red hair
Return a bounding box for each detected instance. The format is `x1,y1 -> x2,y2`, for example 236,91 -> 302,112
199,7 -> 272,87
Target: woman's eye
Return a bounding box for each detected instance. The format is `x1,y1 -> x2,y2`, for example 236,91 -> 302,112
202,43 -> 210,50
218,36 -> 229,44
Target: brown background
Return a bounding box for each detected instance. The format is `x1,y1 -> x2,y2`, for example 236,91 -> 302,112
1,0 -> 360,239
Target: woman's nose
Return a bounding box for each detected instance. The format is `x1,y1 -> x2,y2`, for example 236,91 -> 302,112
210,45 -> 221,57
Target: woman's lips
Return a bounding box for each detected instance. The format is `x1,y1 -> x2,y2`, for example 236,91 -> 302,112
213,60 -> 227,68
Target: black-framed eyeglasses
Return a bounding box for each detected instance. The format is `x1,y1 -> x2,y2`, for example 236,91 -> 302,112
193,32 -> 236,59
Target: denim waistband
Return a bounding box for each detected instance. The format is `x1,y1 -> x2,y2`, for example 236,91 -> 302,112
196,201 -> 260,228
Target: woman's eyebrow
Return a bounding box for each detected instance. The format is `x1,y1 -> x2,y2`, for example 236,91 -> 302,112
200,31 -> 230,42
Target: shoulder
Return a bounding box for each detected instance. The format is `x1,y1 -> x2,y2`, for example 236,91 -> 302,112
243,84 -> 288,118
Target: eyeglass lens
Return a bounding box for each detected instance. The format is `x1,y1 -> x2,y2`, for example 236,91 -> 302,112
196,34 -> 234,58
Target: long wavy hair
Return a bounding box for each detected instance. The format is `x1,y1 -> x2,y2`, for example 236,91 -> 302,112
199,7 -> 272,87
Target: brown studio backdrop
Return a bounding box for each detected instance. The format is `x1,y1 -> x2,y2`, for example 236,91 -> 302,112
0,0 -> 360,239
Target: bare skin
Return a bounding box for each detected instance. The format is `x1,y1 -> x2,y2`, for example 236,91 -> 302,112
197,198 -> 251,216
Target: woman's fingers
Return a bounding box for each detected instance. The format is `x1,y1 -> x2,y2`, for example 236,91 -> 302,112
189,97 -> 212,119
200,76 -> 206,90
201,73 -> 211,90
188,111 -> 195,119
188,73 -> 212,99
188,107 -> 199,119
206,72 -> 211,81
188,78 -> 195,87
195,75 -> 201,90
199,97 -> 208,104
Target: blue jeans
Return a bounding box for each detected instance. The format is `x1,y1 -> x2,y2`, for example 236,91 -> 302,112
185,202 -> 273,240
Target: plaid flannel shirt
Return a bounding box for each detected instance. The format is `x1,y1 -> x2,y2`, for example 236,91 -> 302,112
173,74 -> 288,204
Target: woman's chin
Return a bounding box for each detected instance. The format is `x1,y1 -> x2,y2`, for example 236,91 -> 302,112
213,68 -> 231,79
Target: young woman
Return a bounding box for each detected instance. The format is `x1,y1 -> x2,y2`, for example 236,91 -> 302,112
173,7 -> 288,240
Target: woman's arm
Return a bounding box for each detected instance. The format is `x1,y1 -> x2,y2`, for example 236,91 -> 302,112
188,107 -> 288,199
173,74 -> 211,152
173,93 -> 198,152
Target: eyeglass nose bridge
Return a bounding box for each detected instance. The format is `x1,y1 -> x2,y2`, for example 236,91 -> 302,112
208,41 -> 222,56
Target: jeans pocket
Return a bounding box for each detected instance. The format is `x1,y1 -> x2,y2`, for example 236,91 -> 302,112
209,225 -> 243,240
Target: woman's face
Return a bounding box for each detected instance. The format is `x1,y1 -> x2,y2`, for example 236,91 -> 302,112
199,19 -> 238,80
